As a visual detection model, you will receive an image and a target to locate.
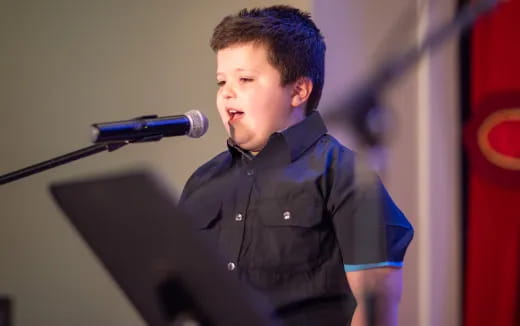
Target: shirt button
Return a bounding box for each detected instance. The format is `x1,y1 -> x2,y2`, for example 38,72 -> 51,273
227,262 -> 236,271
283,211 -> 291,220
246,169 -> 254,176
235,213 -> 243,221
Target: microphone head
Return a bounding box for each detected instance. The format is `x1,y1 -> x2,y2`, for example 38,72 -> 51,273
185,110 -> 209,138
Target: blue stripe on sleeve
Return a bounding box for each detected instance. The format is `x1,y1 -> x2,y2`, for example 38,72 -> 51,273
344,261 -> 403,272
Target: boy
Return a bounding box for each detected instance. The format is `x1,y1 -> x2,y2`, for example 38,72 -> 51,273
179,6 -> 413,326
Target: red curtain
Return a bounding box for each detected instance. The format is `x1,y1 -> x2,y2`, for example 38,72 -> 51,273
464,1 -> 520,325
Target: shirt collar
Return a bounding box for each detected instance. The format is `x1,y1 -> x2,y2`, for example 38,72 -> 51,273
227,138 -> 255,161
227,111 -> 328,163
281,111 -> 328,161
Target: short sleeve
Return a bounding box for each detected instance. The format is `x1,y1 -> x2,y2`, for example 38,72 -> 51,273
330,171 -> 414,272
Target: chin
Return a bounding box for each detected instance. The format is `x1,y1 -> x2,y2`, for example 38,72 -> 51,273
232,138 -> 252,149
228,126 -> 268,151
231,137 -> 258,151
241,141 -> 266,153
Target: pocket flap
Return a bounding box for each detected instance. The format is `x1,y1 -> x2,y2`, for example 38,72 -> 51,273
179,196 -> 221,229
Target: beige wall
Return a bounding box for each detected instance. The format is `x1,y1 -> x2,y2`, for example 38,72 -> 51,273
0,1 -> 309,325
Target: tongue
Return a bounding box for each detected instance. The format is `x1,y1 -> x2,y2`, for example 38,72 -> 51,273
230,112 -> 243,121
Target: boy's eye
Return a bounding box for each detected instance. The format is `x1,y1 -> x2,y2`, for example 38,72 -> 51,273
240,77 -> 253,83
217,80 -> 226,87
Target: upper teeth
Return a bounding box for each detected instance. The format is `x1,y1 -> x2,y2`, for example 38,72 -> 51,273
229,110 -> 238,113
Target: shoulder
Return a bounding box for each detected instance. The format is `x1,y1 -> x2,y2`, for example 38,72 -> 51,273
189,150 -> 231,180
313,134 -> 356,176
302,133 -> 357,206
180,150 -> 232,202
314,134 -> 355,160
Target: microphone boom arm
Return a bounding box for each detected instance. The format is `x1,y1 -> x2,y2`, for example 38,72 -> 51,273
329,0 -> 501,148
0,142 -> 128,186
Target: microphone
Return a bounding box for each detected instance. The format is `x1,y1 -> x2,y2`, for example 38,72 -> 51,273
91,110 -> 209,143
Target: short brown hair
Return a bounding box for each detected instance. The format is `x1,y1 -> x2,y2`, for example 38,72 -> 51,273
210,5 -> 326,114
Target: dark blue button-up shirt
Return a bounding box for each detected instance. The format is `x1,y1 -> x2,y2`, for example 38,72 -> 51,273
179,111 -> 413,325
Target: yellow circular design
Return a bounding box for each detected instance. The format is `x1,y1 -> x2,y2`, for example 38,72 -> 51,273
477,108 -> 520,171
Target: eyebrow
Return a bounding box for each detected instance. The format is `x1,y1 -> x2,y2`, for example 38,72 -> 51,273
216,68 -> 259,76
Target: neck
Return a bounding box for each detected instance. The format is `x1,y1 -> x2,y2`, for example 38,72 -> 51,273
280,106 -> 306,132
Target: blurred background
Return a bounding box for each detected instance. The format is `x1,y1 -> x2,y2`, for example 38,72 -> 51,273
0,0 -> 518,325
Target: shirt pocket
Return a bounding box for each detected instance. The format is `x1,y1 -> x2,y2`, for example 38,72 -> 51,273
253,196 -> 323,271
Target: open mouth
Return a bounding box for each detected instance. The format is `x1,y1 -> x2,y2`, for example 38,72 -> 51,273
227,108 -> 244,122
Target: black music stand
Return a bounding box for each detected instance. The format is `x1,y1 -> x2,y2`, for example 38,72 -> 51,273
0,296 -> 12,326
49,169 -> 276,326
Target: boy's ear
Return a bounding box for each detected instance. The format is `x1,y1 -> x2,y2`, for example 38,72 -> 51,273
291,77 -> 313,108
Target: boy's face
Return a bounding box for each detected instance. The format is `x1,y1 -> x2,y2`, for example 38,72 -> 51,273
216,42 -> 302,152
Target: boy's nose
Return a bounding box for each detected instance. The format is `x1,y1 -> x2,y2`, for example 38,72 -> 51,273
221,83 -> 236,99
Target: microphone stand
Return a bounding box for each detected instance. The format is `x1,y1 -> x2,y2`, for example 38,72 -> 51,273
328,0 -> 501,150
0,114 -> 166,186
0,142 -> 128,185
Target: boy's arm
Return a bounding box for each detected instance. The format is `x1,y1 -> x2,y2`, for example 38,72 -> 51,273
346,267 -> 402,326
